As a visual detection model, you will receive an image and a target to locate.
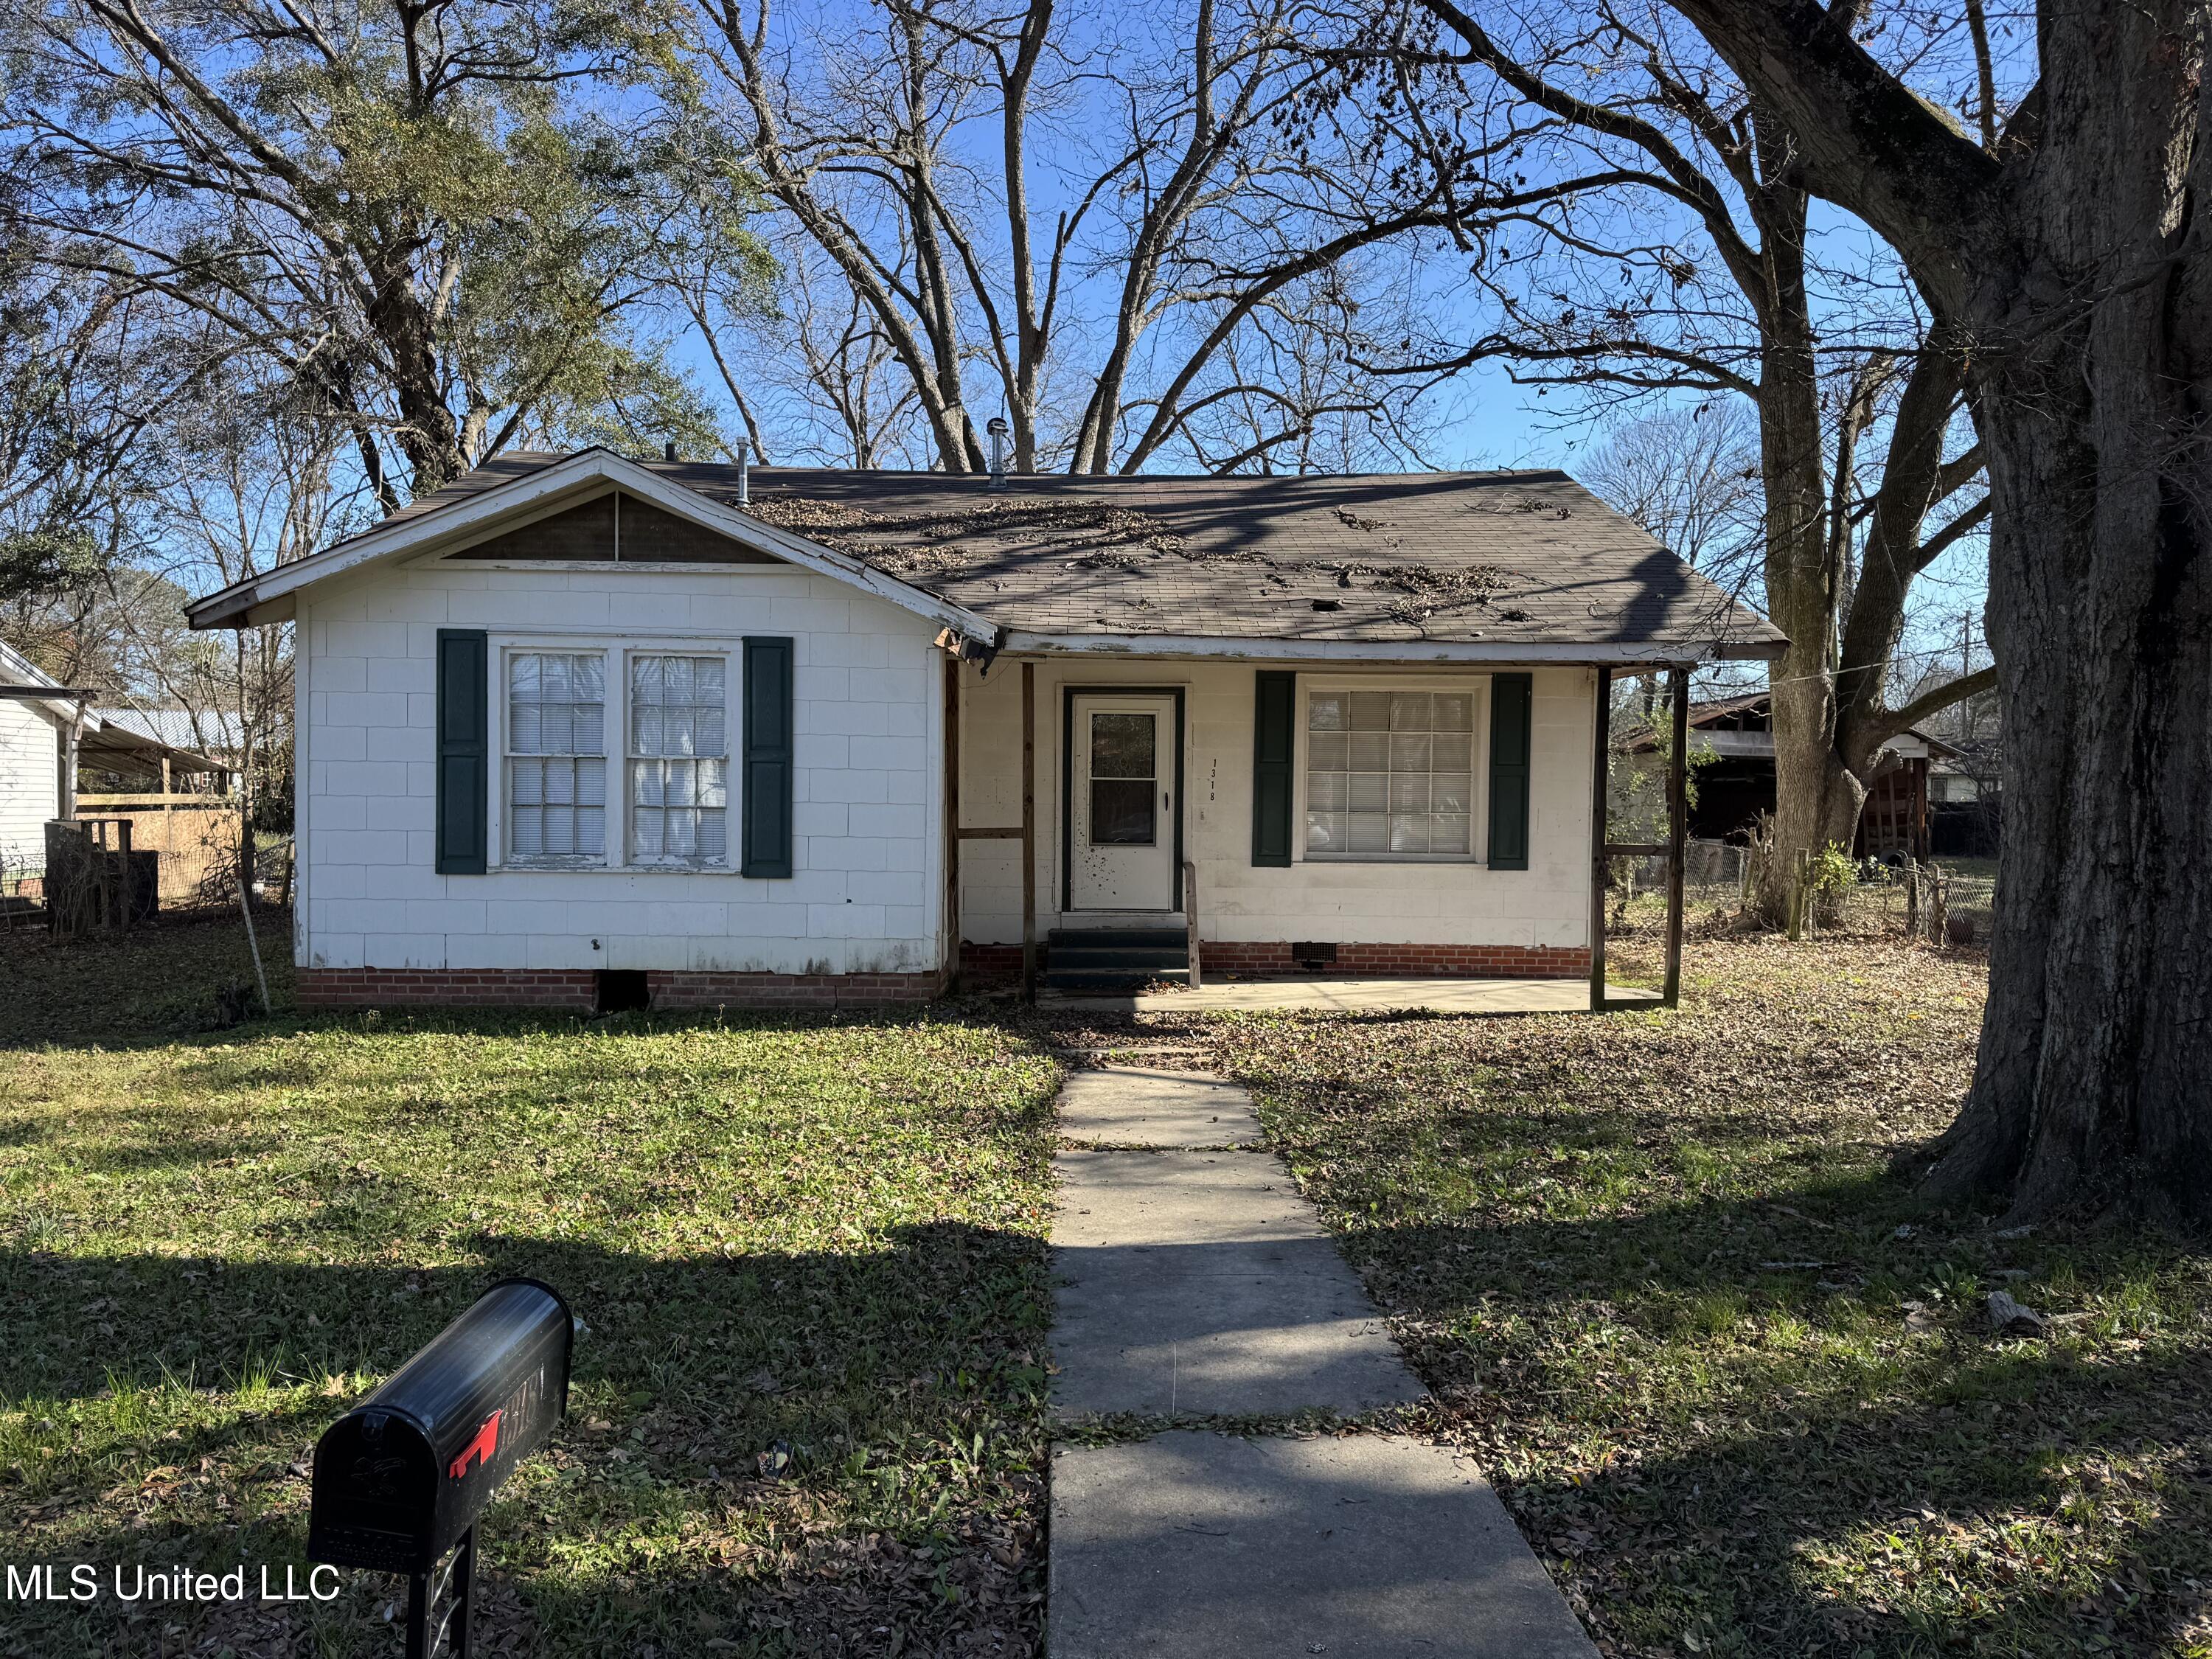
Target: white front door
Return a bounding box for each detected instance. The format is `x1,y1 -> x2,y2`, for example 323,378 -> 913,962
1068,694 -> 1178,913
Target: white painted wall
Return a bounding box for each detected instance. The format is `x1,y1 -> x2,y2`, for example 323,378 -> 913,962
0,698 -> 60,875
956,658 -> 1593,950
296,560 -> 944,975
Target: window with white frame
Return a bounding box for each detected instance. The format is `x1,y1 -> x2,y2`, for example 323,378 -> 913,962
627,654 -> 728,866
507,652 -> 607,862
1304,688 -> 1475,858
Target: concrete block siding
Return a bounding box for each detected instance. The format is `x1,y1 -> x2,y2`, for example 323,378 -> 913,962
296,561 -> 945,987
296,554 -> 1599,1006
957,658 -> 1595,953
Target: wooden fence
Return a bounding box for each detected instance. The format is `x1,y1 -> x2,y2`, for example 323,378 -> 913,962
74,793 -> 241,903
44,819 -> 158,936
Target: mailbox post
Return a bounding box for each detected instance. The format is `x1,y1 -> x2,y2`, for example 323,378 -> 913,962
309,1279 -> 574,1658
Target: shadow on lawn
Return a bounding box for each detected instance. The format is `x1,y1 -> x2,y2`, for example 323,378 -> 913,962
1343,1183 -> 2212,1659
1491,1335 -> 2212,1658
0,1222 -> 1051,1659
0,908 -> 301,1052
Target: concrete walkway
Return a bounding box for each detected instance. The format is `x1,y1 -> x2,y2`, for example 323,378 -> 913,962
1048,1062 -> 1596,1657
1043,976 -> 1661,1015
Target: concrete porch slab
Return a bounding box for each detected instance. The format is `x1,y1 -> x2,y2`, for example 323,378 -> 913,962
1052,1150 -> 1425,1420
1050,1431 -> 1599,1658
1041,976 -> 1663,1015
1057,1066 -> 1264,1147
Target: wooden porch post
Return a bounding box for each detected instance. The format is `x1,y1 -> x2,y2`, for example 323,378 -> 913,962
1020,661 -> 1037,1004
1588,665 -> 1612,1012
60,699 -> 86,820
1663,664 -> 1688,1009
943,655 -> 961,991
1913,755 -> 1931,860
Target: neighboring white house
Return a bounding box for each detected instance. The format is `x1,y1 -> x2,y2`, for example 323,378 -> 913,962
0,640 -> 76,879
184,448 -> 1784,1009
1,639 -> 240,891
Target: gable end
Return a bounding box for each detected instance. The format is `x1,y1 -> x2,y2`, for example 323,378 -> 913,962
448,492 -> 777,565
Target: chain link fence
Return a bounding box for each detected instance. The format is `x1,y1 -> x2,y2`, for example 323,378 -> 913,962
1606,838 -> 1998,950
1,841 -> 43,928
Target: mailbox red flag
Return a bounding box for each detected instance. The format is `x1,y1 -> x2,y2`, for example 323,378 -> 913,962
447,1410 -> 502,1481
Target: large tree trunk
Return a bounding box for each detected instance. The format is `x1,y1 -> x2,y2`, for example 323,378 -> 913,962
1918,8 -> 2212,1224
1924,322 -> 2212,1222
1660,0 -> 2212,1224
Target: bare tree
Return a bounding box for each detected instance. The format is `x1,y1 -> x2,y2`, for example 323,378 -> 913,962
719,236 -> 942,468
0,234 -> 232,688
1321,0 -> 1993,917
1580,402 -> 1762,588
1582,0 -> 2212,1222
681,0 -> 1478,474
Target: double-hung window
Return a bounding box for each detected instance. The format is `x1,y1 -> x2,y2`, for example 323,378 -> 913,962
627,654 -> 729,866
1304,688 -> 1475,858
507,653 -> 607,863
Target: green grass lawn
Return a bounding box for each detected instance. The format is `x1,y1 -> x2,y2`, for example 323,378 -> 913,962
0,911 -> 1060,1658
11,908 -> 2206,1658
1169,940 -> 2212,1659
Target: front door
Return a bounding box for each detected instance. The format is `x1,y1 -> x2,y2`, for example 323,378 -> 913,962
1068,694 -> 1179,913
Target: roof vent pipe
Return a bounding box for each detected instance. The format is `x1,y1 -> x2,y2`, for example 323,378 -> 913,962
732,437 -> 750,505
664,440 -> 678,463
987,417 -> 1009,487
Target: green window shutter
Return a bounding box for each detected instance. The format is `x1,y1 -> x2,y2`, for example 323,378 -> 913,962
1251,669 -> 1295,867
1487,672 -> 1532,871
435,630 -> 489,874
742,636 -> 795,878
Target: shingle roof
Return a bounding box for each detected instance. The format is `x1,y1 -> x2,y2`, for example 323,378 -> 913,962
344,453 -> 1787,658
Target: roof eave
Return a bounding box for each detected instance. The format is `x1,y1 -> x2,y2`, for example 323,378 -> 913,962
998,630 -> 1787,664
183,448 -> 1000,644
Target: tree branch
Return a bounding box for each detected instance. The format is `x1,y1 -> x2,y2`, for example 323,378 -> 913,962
1866,663 -> 1997,750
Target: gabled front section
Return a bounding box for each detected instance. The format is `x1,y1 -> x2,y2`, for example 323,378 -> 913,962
261,472 -> 956,1009
191,451 -> 1783,1011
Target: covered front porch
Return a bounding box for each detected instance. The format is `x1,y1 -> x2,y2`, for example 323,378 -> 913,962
941,649 -> 1692,1012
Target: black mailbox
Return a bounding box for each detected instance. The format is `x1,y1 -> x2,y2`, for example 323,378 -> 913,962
309,1278 -> 573,1576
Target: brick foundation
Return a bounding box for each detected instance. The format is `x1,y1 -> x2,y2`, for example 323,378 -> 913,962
956,943 -> 1029,981
955,939 -> 1588,983
646,970 -> 942,1009
303,943 -> 1586,1007
298,969 -> 599,1009
297,967 -> 944,1010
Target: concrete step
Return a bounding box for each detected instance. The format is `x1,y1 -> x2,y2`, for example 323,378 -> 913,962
1046,967 -> 1190,992
1049,944 -> 1189,971
1048,926 -> 1188,950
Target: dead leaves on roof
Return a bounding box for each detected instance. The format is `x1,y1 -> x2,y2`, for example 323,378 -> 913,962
742,494 -> 1190,574
744,490 -> 1523,629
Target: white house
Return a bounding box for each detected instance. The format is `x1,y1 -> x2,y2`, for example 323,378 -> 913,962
184,449 -> 1783,1009
0,640 -> 78,879
1,640 -> 238,890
